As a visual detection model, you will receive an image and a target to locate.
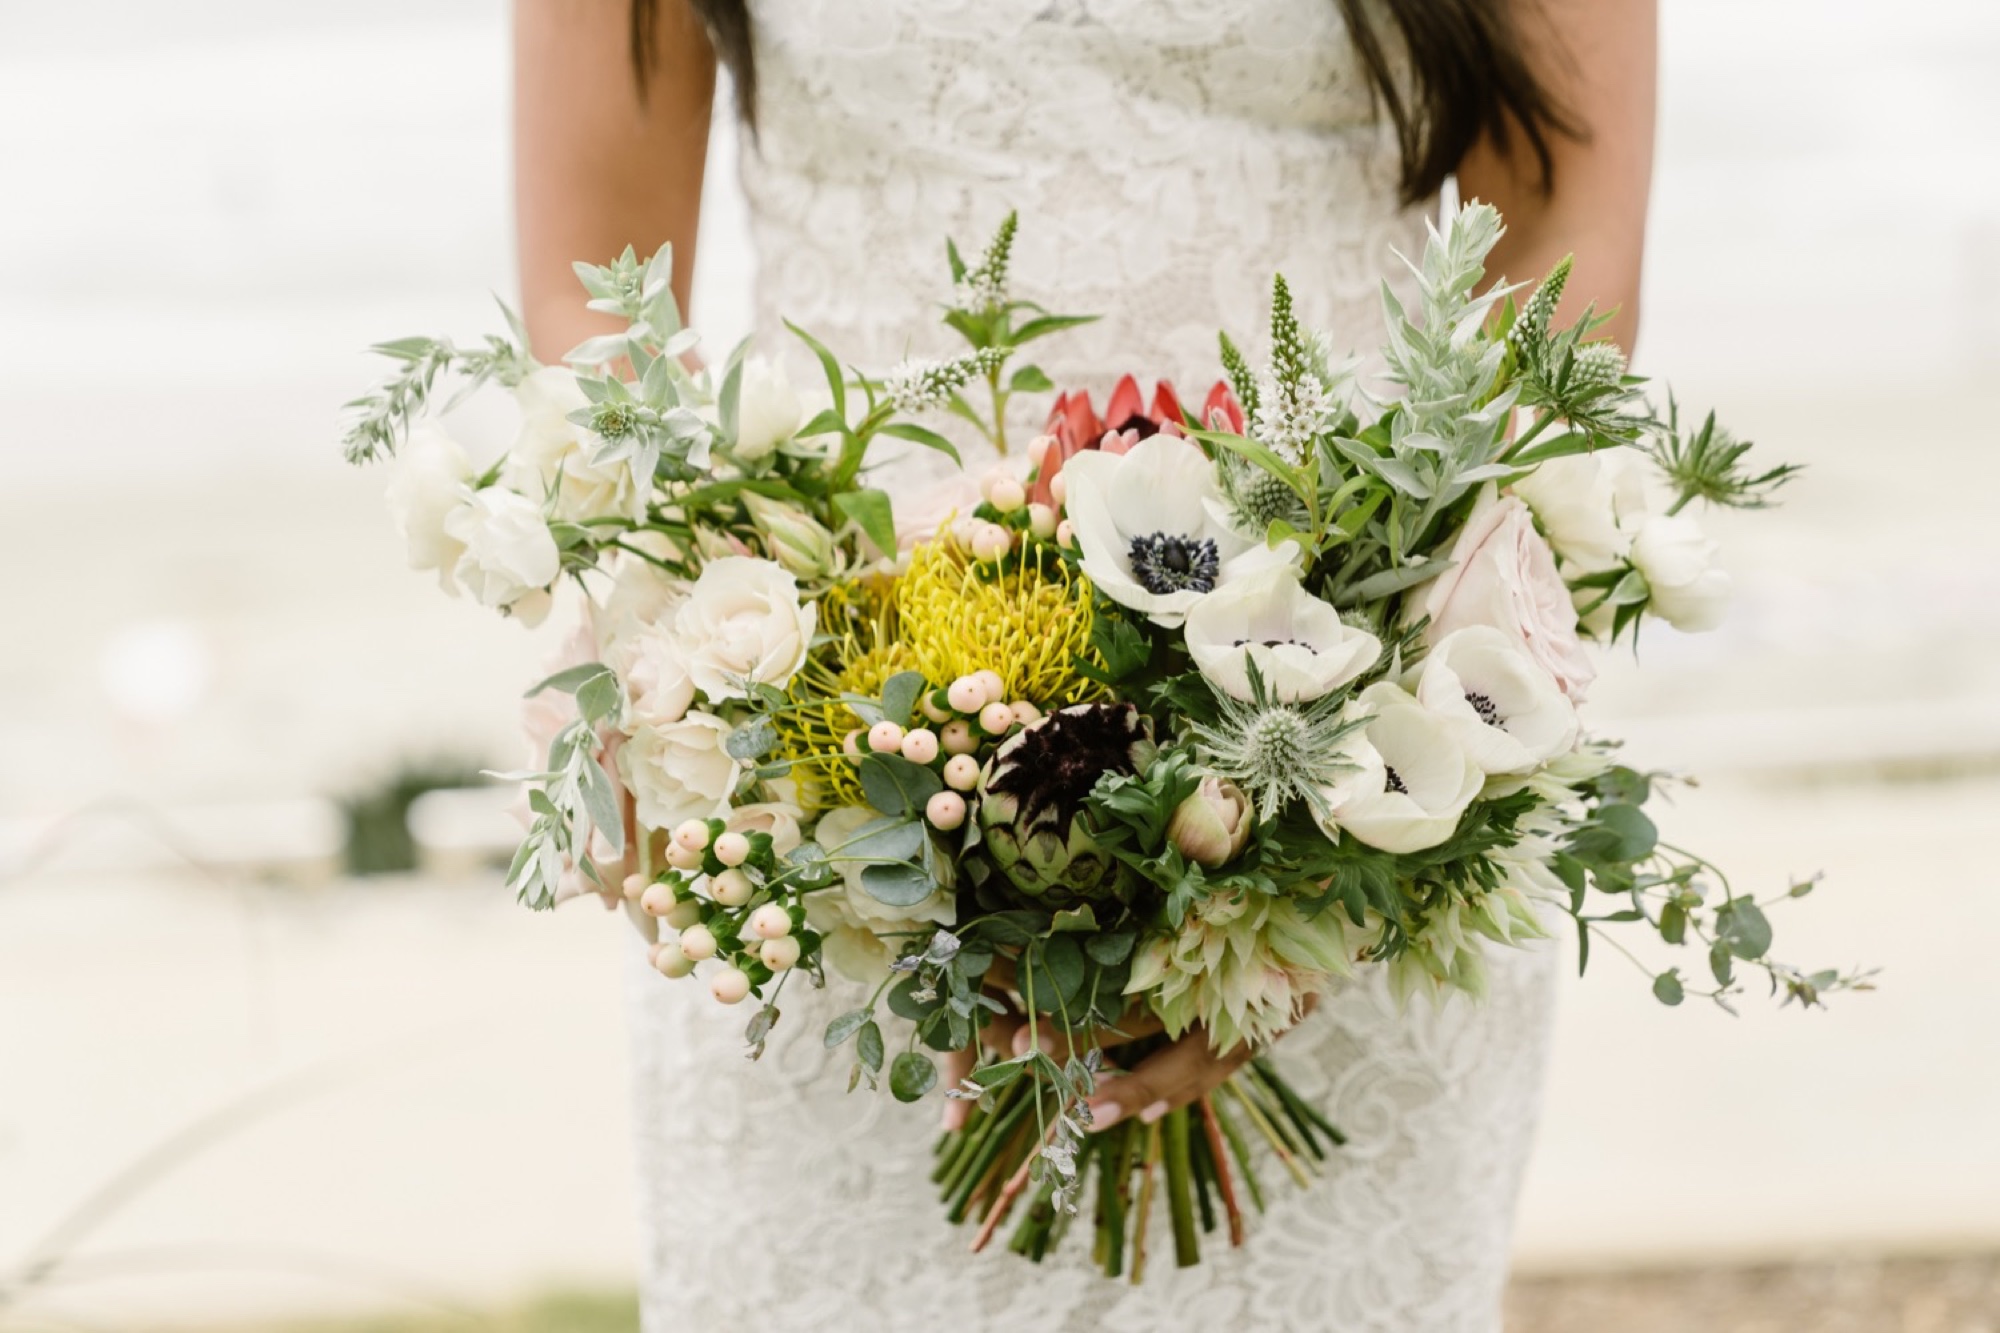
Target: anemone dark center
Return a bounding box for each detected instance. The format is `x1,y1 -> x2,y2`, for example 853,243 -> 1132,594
1465,691 -> 1503,727
1233,637 -> 1313,651
1127,532 -> 1219,596
1384,766 -> 1408,795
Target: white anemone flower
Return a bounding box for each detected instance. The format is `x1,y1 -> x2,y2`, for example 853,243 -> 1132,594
1063,435 -> 1301,627
1319,683 -> 1483,855
1411,626 -> 1578,775
1184,567 -> 1382,703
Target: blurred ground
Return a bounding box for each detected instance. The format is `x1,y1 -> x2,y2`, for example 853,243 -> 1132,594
4,0 -> 1998,1328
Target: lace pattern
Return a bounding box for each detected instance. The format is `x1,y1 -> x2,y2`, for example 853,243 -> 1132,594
629,4 -> 1559,1328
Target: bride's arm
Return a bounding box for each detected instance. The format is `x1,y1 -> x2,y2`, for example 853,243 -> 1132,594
1457,0 -> 1658,355
513,0 -> 718,362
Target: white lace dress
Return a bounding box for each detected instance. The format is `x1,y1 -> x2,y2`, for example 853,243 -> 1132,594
626,3 -> 1560,1328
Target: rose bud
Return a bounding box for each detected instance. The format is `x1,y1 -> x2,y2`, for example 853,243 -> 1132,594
1166,775 -> 1255,869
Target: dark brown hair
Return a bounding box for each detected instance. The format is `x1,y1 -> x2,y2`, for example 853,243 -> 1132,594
634,0 -> 1574,203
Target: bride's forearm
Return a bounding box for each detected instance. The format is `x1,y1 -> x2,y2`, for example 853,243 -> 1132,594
1456,0 -> 1657,356
513,0 -> 717,362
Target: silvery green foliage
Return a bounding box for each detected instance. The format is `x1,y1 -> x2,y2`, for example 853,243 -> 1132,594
498,662 -> 626,910
1355,205 -> 1522,535
339,301 -> 536,464
566,245 -> 718,483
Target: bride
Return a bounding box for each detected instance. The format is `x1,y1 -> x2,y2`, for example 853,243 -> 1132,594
513,2 -> 1654,1329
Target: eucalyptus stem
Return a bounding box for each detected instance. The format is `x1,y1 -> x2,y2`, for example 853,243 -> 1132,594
1223,1080 -> 1311,1190
945,1087 -> 1034,1223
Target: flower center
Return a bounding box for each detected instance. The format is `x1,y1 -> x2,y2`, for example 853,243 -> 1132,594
1384,766 -> 1408,795
1127,532 -> 1219,597
1232,637 -> 1314,651
1465,691 -> 1504,728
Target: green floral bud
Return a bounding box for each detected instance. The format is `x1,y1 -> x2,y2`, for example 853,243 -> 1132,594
743,492 -> 837,580
1165,774 -> 1255,869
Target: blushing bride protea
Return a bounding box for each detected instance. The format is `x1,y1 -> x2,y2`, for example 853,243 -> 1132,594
1126,889 -> 1352,1051
1063,434 -> 1301,627
976,703 -> 1157,909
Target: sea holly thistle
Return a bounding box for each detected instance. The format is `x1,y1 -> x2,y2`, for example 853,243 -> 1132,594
1649,394 -> 1802,514
1185,663 -> 1367,825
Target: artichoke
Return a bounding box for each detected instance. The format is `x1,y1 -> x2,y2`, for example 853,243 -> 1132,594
975,703 -> 1157,909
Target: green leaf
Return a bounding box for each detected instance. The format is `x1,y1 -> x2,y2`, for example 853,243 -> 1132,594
877,421 -> 963,466
716,336 -> 750,443
1024,936 -> 1086,1013
574,670 -> 622,726
1085,930 -> 1136,966
523,662 -> 613,699
823,1008 -> 871,1048
724,716 -> 777,761
785,319 -> 845,419
972,1059 -> 1029,1092
1660,900 -> 1688,946
889,1051 -> 938,1102
1011,313 -> 1098,344
880,671 -> 927,728
833,488 -> 897,556
1652,970 -> 1685,1006
830,816 -> 925,864
795,407 -> 848,438
1709,941 -> 1735,986
860,861 -> 937,908
856,1020 -> 885,1073
1008,365 -> 1054,393
1716,898 -> 1773,961
578,753 -> 624,857
1341,557 -> 1455,606
858,753 -> 943,817
1050,904 -> 1101,933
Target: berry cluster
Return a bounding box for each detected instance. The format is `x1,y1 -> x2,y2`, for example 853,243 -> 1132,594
632,817 -> 814,1007
842,668 -> 1044,831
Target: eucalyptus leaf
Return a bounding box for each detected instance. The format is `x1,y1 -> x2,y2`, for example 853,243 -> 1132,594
856,1020 -> 885,1073
823,1008 -> 871,1048
858,753 -> 944,817
860,862 -> 936,908
880,671 -> 927,728
889,1051 -> 938,1103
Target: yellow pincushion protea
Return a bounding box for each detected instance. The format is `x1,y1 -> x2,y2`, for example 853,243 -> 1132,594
773,576 -> 919,812
895,538 -> 1106,710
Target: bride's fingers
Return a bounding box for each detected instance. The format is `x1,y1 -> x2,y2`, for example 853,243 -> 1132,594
938,1044 -> 978,1131
1081,1029 -> 1253,1132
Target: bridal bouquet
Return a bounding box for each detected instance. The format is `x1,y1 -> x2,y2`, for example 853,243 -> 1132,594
341,206 -> 1864,1278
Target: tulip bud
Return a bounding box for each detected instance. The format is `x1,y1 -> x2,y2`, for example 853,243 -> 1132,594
1166,775 -> 1255,869
743,492 -> 837,580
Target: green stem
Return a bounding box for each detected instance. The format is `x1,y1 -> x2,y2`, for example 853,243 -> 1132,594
1208,1088 -> 1266,1214
1162,1108 -> 1200,1268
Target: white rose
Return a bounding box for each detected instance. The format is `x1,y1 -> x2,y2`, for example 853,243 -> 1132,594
1319,682 -> 1484,855
1411,626 -> 1578,775
622,624 -> 698,729
725,780 -> 806,857
617,710 -> 737,831
504,365 -> 648,524
1630,513 -> 1732,631
384,425 -> 474,587
732,355 -> 803,462
1512,446 -> 1648,573
671,556 -> 817,700
805,804 -> 956,983
590,542 -> 688,676
1421,488 -> 1596,700
444,487 -> 561,623
1184,567 -> 1381,703
1064,434 -> 1302,627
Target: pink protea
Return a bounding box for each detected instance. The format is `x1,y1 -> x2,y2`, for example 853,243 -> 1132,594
1029,375 -> 1242,509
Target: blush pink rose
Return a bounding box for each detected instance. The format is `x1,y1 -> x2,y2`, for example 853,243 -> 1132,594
1420,489 -> 1596,700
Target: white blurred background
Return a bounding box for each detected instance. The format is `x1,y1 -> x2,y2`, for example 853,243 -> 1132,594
3,1 -> 1998,1328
